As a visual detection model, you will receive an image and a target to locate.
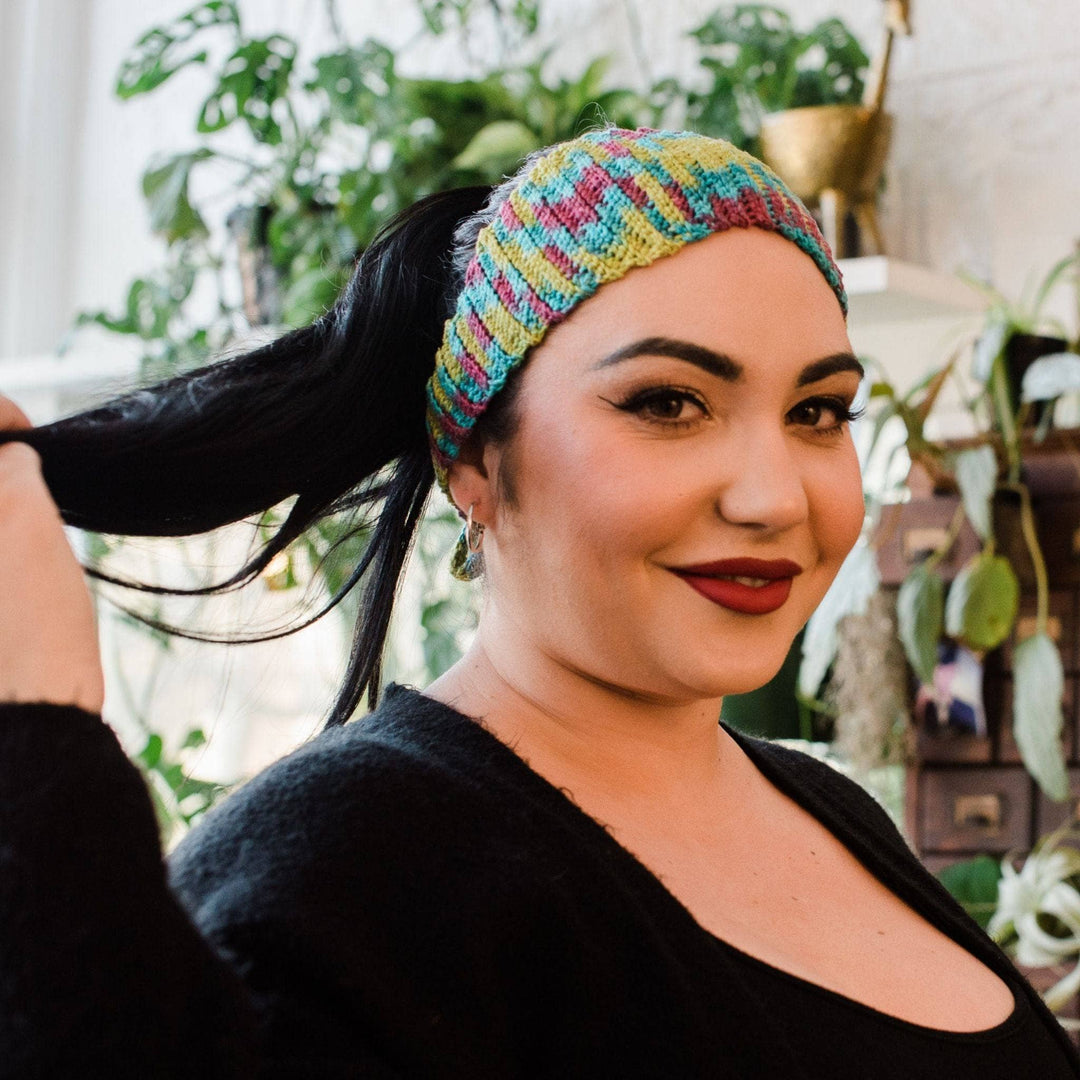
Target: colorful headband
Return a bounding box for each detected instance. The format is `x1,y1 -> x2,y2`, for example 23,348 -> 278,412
425,126 -> 847,495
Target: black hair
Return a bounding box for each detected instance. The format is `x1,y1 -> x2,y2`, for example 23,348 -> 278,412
0,181 -> 533,729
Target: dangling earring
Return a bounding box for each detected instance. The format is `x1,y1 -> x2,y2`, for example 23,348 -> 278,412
449,502 -> 486,581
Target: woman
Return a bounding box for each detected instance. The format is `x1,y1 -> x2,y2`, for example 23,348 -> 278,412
1,127 -> 1076,1077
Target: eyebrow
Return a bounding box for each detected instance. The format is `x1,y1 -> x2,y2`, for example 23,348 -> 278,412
591,336 -> 865,386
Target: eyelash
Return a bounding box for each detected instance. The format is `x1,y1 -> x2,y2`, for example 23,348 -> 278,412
606,387 -> 865,436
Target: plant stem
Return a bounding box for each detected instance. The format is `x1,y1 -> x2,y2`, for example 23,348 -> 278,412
1000,480 -> 1049,633
925,502 -> 968,571
989,352 -> 1022,483
323,0 -> 347,47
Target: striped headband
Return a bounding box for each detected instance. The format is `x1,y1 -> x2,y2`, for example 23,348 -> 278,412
425,126 -> 847,495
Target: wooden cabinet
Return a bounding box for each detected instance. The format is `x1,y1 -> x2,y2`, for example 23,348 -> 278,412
876,441 -> 1080,871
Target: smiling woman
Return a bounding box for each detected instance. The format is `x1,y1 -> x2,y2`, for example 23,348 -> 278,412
1,127 -> 1078,1077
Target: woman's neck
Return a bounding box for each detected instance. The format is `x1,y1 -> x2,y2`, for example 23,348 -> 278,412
423,628 -> 754,818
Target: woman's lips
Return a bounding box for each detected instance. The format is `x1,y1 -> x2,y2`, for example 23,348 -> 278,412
669,558 -> 802,615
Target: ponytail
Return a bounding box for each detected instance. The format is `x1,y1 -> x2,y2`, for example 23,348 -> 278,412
0,185 -> 494,727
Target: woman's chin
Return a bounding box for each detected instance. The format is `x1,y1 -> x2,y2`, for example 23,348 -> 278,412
677,659 -> 790,701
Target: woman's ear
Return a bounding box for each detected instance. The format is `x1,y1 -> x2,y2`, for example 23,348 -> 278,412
446,435 -> 495,524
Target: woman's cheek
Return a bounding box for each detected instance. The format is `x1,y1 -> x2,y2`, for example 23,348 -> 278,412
825,450 -> 866,560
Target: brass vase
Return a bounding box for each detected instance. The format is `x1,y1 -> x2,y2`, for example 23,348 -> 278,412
758,104 -> 893,259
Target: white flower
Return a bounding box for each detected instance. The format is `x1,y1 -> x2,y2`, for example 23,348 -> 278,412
988,824 -> 1080,1010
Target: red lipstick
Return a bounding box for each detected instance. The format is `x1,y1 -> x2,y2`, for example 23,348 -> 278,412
669,558 -> 803,615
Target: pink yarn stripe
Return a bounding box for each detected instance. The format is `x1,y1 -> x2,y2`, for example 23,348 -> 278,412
599,138 -> 633,157
465,309 -> 493,351
446,384 -> 487,419
464,259 -> 484,287
543,242 -> 577,280
500,200 -> 525,231
578,162 -> 613,202
613,172 -> 650,208
490,270 -> 521,315
455,345 -> 490,393
546,191 -> 600,231
660,179 -> 693,220
520,279 -> 558,323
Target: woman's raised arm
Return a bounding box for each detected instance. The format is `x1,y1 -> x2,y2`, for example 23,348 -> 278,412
0,393 -> 401,1076
0,395 -> 103,714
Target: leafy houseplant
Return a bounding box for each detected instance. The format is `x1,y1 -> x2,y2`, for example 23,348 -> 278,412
681,4 -> 870,155
962,250 -> 1080,429
801,248 -> 1080,802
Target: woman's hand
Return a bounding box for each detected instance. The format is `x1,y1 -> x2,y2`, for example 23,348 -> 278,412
0,394 -> 105,713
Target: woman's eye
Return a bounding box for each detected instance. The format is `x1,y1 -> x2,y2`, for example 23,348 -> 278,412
612,388 -> 707,426
788,397 -> 861,432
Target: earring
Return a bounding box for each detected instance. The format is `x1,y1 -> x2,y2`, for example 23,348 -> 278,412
449,502 -> 486,581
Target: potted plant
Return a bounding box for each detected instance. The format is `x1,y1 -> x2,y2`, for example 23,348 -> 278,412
679,4 -> 873,155
799,247 -> 1080,802
962,248 -> 1080,421
754,0 -> 913,256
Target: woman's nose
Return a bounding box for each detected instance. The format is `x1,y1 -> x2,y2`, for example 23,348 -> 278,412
714,430 -> 810,531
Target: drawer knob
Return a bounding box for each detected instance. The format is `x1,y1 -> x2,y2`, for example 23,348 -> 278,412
953,793 -> 1002,831
903,526 -> 949,563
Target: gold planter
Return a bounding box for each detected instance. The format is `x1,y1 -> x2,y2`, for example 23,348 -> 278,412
758,104 -> 893,258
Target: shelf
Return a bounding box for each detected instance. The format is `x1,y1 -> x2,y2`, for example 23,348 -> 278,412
838,256 -> 987,323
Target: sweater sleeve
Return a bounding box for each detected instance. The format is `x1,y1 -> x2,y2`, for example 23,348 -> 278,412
0,702 -> 401,1079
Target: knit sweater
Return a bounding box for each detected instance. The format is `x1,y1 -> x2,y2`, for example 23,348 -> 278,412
2,682 -> 1078,1078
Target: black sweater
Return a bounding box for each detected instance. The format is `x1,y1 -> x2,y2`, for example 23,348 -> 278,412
1,682 -> 1078,1078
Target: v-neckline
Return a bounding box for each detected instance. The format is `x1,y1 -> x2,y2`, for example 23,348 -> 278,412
381,682 -> 1029,1039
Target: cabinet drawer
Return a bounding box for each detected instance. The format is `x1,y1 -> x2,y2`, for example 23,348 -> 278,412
876,497 -> 982,587
1000,589 -> 1076,673
992,676 -> 1077,765
919,768 -> 1031,852
1034,768 -> 1080,838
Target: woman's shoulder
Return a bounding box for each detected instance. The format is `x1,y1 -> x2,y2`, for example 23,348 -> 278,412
722,722 -> 909,851
167,683 -> 497,919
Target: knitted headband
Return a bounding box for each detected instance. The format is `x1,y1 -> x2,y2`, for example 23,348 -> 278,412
425,126 -> 847,495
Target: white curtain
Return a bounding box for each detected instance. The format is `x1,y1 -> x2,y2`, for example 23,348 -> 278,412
0,0 -> 90,362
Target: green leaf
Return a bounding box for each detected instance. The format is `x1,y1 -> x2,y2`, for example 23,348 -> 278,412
114,1 -> 238,99
181,728 -> 207,750
953,444 -> 998,541
280,265 -> 348,327
306,42 -> 396,120
142,150 -> 212,243
935,855 -> 1001,931
197,36 -> 297,145
1029,252 -> 1079,327
138,733 -> 164,769
896,562 -> 944,686
944,553 -> 1019,652
160,763 -> 186,791
971,314 -> 1009,384
1021,352 -> 1080,403
788,16 -> 869,107
1014,633 -> 1070,801
798,542 -> 879,698
452,119 -> 538,172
